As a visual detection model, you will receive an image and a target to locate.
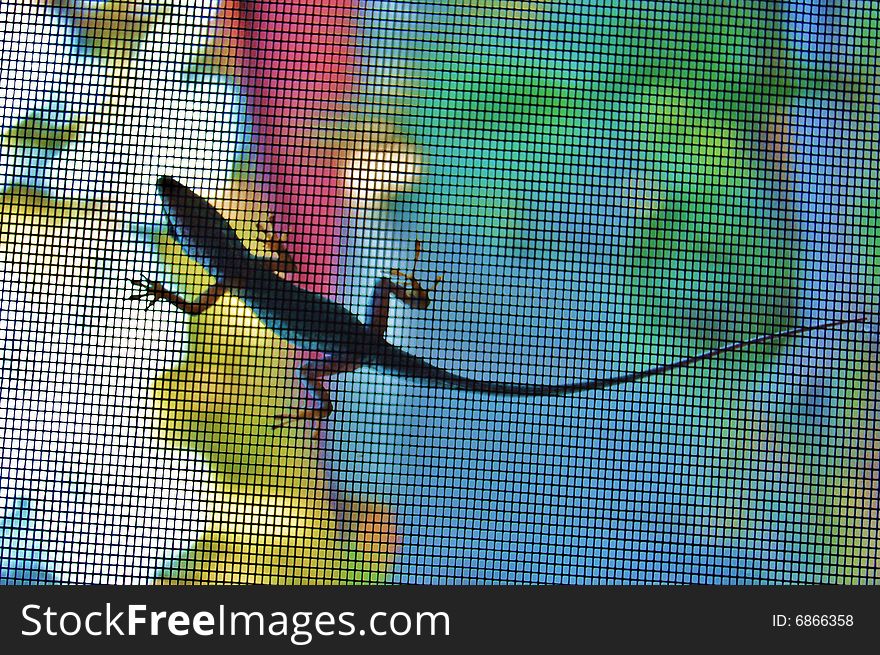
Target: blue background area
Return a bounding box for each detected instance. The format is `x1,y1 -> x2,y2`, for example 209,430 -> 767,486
321,0 -> 879,584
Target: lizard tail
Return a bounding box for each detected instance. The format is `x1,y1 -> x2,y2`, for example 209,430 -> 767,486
372,315 -> 868,396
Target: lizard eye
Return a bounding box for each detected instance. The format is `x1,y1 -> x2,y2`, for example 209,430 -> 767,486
166,220 -> 179,242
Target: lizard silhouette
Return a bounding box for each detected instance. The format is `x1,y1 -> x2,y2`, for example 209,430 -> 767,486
131,176 -> 867,422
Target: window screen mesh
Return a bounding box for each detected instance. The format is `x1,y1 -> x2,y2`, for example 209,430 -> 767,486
1,1 -> 877,585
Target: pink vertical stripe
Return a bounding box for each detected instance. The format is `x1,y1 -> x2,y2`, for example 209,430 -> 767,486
237,1 -> 358,296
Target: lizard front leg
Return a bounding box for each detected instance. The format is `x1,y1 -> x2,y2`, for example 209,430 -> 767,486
365,241 -> 443,337
129,275 -> 227,315
255,218 -> 300,276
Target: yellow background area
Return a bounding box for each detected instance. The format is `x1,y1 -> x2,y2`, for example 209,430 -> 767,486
153,182 -> 397,584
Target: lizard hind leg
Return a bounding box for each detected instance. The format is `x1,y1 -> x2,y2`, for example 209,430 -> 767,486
366,240 -> 444,338
275,356 -> 361,428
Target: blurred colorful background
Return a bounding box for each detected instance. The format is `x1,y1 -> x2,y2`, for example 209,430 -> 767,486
1,0 -> 878,584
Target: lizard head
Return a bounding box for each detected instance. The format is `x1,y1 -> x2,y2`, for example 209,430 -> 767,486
156,176 -> 253,281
